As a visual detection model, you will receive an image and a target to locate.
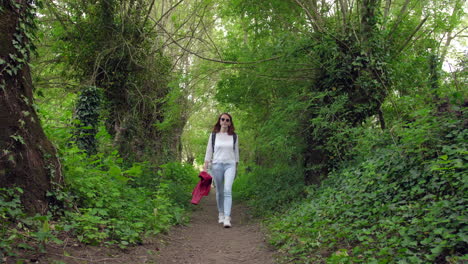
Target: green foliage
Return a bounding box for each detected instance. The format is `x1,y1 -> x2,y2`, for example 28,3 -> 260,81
0,187 -> 25,257
233,164 -> 305,216
74,85 -> 102,155
2,116 -> 198,251
0,188 -> 63,257
157,162 -> 199,207
231,98 -> 309,214
31,215 -> 63,252
265,106 -> 467,263
55,139 -> 198,246
215,0 -> 394,184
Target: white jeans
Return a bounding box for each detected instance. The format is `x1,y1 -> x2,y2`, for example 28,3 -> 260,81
211,162 -> 236,217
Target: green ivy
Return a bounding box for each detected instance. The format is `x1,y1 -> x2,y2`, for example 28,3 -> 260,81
265,106 -> 467,263
0,0 -> 39,79
74,85 -> 102,155
55,140 -> 198,246
0,188 -> 63,257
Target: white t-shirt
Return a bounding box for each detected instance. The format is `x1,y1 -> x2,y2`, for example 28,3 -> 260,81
204,132 -> 239,163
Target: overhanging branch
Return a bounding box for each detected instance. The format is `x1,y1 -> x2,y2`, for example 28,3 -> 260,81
155,22 -> 283,65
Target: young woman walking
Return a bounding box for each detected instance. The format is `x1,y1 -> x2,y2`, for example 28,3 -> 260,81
203,113 -> 239,228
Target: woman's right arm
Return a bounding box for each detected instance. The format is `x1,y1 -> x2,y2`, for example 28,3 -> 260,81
203,134 -> 213,171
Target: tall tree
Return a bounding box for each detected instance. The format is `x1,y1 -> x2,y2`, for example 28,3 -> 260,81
0,0 -> 62,213
44,0 -> 174,163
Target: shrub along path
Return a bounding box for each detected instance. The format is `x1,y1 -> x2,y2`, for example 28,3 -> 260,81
25,189 -> 276,264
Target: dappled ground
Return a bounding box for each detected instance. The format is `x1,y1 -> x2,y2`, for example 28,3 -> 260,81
8,190 -> 276,264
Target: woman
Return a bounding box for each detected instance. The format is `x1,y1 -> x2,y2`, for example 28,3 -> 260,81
203,113 -> 239,228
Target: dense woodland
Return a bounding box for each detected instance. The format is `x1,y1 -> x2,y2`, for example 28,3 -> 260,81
0,0 -> 467,263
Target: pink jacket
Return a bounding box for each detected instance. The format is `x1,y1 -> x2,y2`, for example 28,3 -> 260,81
191,171 -> 212,205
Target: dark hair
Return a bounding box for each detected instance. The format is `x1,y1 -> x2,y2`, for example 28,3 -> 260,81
212,113 -> 235,135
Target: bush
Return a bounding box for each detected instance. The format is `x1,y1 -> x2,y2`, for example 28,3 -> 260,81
56,147 -> 198,246
233,163 -> 306,216
263,106 -> 467,263
1,188 -> 63,257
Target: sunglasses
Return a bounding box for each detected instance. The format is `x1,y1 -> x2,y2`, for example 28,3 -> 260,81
220,118 -> 231,122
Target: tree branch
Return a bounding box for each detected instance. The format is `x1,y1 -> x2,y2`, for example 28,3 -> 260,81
382,0 -> 392,29
153,0 -> 185,30
397,15 -> 428,54
142,0 -> 157,28
155,23 -> 283,65
292,0 -> 324,32
387,0 -> 411,41
453,26 -> 468,38
337,0 -> 349,26
170,4 -> 208,72
201,19 -> 223,59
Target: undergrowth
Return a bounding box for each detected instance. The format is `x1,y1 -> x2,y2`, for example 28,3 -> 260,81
238,103 -> 467,263
41,89 -> 198,248
233,164 -> 306,216
1,147 -> 197,259
55,147 -> 197,246
1,89 -> 198,260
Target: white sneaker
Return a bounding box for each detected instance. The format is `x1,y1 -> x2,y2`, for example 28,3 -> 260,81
218,213 -> 224,224
223,216 -> 231,228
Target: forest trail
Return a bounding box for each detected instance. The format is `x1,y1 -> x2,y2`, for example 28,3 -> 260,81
31,190 -> 276,264
151,190 -> 277,264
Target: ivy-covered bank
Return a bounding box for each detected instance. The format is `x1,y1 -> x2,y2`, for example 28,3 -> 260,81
1,87 -> 198,258
234,102 -> 467,263
1,156 -> 197,253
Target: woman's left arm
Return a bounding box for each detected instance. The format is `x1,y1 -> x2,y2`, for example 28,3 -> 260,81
235,135 -> 239,164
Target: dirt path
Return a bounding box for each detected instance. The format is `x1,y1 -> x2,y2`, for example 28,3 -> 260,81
17,190 -> 277,264
151,190 -> 277,264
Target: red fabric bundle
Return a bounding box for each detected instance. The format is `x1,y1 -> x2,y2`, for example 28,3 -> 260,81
191,171 -> 212,205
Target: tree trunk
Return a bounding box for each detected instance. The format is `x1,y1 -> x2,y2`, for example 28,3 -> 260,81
0,1 -> 62,214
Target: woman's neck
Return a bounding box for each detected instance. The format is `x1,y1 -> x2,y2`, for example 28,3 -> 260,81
220,127 -> 228,133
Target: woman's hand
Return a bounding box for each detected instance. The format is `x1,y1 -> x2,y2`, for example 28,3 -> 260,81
203,161 -> 209,171
235,162 -> 238,178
